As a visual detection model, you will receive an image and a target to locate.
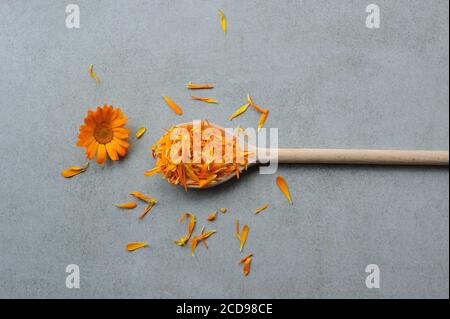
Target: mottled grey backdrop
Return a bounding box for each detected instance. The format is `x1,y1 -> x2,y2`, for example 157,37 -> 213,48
0,0 -> 448,298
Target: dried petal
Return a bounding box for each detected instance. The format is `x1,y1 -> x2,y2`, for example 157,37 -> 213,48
144,167 -> 160,176
191,95 -> 218,104
88,64 -> 100,84
255,203 -> 269,214
135,127 -> 147,139
162,96 -> 183,115
130,192 -> 157,204
236,220 -> 249,251
190,227 -> 216,255
126,242 -> 148,251
175,212 -> 196,246
207,211 -> 218,221
257,110 -> 269,130
247,94 -> 265,113
218,9 -> 227,34
61,162 -> 89,178
243,256 -> 252,276
116,202 -> 137,209
229,103 -> 250,120
186,82 -> 214,89
139,202 -> 155,219
239,253 -> 254,264
219,208 -> 227,214
276,176 -> 292,204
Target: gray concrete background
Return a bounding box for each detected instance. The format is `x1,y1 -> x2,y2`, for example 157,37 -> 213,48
0,0 -> 448,298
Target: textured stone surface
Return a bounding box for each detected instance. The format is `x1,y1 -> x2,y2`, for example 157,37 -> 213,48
0,0 -> 448,298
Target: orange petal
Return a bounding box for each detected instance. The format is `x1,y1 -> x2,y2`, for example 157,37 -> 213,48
86,140 -> 99,160
61,169 -> 85,178
190,237 -> 199,255
257,110 -> 269,130
162,96 -> 183,115
247,94 -> 265,113
276,175 -> 292,204
116,202 -> 137,209
255,203 -> 269,215
88,64 -> 100,84
96,144 -> 107,164
239,253 -> 254,264
135,127 -> 146,139
207,211 -> 218,221
229,103 -> 249,120
239,225 -> 249,252
218,9 -> 227,34
186,82 -> 214,89
130,192 -> 157,204
139,202 -> 155,219
243,256 -> 252,276
235,219 -> 241,241
191,95 -> 218,104
126,242 -> 148,252
106,143 -> 119,161
144,167 -> 160,176
219,208 -> 227,214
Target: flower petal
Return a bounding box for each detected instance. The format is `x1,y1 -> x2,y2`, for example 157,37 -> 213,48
116,202 -> 137,209
96,144 -> 107,164
106,142 -> 119,161
276,175 -> 292,204
126,242 -> 148,251
162,96 -> 183,115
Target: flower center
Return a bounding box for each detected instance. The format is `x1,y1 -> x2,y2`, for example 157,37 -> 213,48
94,124 -> 113,144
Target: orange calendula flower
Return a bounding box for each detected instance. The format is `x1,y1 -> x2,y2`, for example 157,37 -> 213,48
218,9 -> 227,34
61,162 -> 89,178
207,211 -> 218,221
88,64 -> 100,84
191,95 -> 218,104
116,202 -> 137,209
186,82 -> 214,89
276,176 -> 292,204
77,105 -> 130,165
229,103 -> 250,121
174,212 -> 196,246
239,253 -> 253,276
162,96 -> 183,115
255,203 -> 269,214
135,127 -> 146,139
235,220 -> 249,252
126,242 -> 148,251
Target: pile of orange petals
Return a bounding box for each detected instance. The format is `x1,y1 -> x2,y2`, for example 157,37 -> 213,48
146,120 -> 250,189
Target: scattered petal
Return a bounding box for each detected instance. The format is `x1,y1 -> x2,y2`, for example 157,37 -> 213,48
236,220 -> 249,252
186,82 -> 214,89
219,208 -> 227,214
135,127 -> 147,139
258,110 -> 269,130
207,211 -> 218,221
240,254 -> 252,276
88,64 -> 100,84
191,95 -> 218,104
126,242 -> 148,251
255,203 -> 269,214
116,202 -> 137,209
191,227 -> 216,255
229,103 -> 250,120
139,202 -> 155,220
162,96 -> 183,115
61,162 -> 89,178
276,176 -> 292,204
130,192 -> 157,204
174,212 -> 196,246
247,94 -> 265,113
218,9 -> 227,34
144,167 -> 160,176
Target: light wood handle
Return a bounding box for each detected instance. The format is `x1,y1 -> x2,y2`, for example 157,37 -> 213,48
273,148 -> 449,166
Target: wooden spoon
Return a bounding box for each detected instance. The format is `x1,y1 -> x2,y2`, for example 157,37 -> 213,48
166,122 -> 449,189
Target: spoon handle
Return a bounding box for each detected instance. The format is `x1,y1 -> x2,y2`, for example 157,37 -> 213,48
274,148 -> 449,166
